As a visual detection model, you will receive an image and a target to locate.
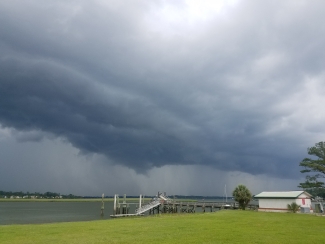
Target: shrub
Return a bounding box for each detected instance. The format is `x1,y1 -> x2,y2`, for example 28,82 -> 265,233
287,202 -> 300,213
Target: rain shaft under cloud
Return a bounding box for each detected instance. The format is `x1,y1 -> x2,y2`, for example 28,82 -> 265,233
1,0 -> 325,195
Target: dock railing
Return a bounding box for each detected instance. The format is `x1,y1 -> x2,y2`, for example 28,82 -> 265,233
135,192 -> 173,215
135,198 -> 161,215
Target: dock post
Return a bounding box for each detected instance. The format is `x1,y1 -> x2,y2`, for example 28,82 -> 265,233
122,194 -> 126,214
139,194 -> 142,209
114,194 -> 117,215
101,193 -> 104,216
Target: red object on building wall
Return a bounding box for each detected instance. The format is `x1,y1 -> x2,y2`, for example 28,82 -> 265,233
302,198 -> 305,205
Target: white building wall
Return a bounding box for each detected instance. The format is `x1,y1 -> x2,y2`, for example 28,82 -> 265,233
259,199 -> 294,211
258,194 -> 312,212
299,193 -> 310,199
295,197 -> 311,208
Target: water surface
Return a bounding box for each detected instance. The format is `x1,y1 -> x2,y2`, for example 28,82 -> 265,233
0,199 -> 252,225
0,201 -> 115,225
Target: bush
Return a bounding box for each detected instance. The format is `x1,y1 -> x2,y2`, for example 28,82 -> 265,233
287,202 -> 300,213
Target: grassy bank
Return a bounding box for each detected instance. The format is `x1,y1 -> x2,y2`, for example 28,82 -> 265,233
1,211 -> 324,244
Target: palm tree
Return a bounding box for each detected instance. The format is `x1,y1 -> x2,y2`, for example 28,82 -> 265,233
232,185 -> 252,210
287,202 -> 300,213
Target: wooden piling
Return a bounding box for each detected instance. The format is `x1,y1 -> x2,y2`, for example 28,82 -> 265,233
113,194 -> 117,215
100,193 -> 104,216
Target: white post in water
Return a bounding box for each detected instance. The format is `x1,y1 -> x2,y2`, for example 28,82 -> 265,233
225,185 -> 227,203
139,194 -> 142,209
114,194 -> 117,214
101,193 -> 104,216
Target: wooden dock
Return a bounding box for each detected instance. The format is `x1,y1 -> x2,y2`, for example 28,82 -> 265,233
110,192 -> 258,218
110,214 -> 144,218
148,201 -> 257,214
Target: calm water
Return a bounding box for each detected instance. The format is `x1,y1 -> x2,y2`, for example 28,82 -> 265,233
0,201 -> 119,225
0,199 -> 253,225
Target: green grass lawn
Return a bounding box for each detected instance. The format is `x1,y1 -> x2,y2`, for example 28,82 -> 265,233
1,211 -> 324,244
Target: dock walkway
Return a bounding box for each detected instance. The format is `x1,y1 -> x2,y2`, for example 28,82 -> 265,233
111,192 -> 258,218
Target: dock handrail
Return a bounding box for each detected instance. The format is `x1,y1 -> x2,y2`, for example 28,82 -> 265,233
158,192 -> 173,203
135,193 -> 172,215
135,198 -> 161,215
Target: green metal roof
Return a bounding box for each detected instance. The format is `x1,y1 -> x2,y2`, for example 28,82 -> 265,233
254,191 -> 312,199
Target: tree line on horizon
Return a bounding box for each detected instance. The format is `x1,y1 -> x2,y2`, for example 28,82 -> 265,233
0,190 -> 82,199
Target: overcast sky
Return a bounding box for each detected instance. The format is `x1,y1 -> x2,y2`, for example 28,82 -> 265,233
1,0 -> 325,196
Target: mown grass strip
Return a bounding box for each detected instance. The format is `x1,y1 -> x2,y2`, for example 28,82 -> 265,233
1,211 -> 324,244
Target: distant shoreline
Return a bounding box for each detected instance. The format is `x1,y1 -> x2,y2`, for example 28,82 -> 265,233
0,198 -> 149,202
0,198 -> 203,202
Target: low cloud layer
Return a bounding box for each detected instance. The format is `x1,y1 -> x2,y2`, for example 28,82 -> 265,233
1,0 -> 325,195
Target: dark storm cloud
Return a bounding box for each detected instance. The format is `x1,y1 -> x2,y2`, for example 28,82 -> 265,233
1,0 -> 325,179
0,57 -> 202,171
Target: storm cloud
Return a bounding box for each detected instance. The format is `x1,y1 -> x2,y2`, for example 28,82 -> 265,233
1,0 -> 325,195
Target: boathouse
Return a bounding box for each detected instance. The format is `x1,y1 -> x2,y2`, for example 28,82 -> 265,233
254,191 -> 312,212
